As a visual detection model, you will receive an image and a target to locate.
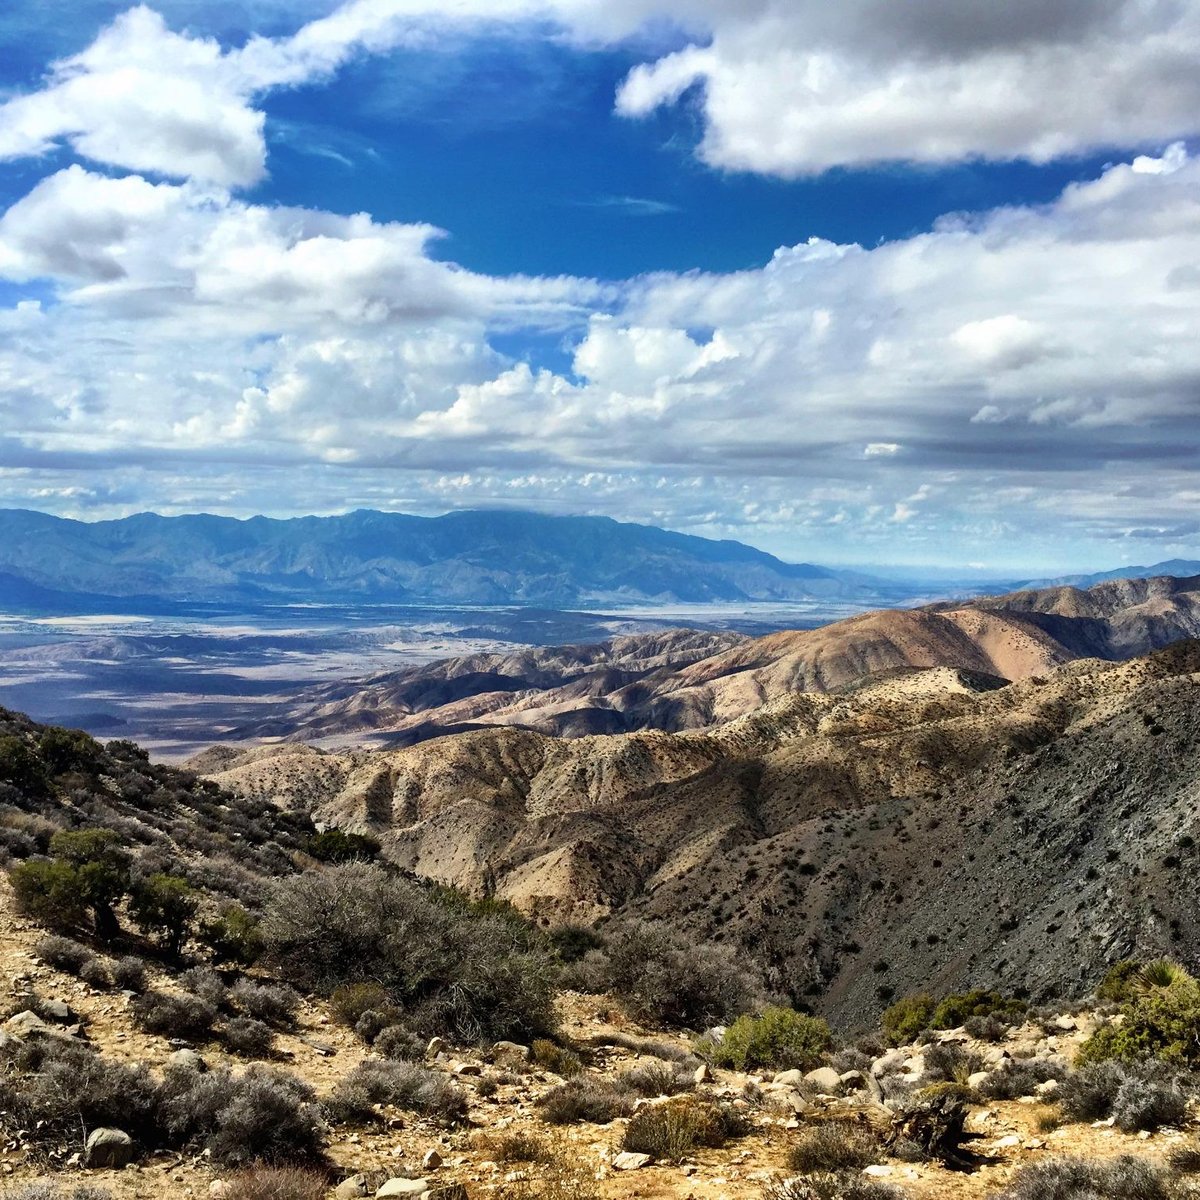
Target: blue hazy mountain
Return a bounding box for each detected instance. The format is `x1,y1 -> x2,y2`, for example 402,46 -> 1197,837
0,508 -> 892,609
1027,559 -> 1200,589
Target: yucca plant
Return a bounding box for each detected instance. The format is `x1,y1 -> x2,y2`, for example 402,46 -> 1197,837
1136,958 -> 1192,991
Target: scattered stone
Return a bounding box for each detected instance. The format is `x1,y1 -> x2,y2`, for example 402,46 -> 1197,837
40,999 -> 74,1023
996,1135 -> 1021,1148
491,1041 -> 530,1063
209,1182 -> 232,1198
864,1166 -> 894,1177
334,1174 -> 369,1199
301,1037 -> 337,1057
1055,1016 -> 1077,1032
422,1149 -> 443,1172
5,1011 -> 53,1039
427,1037 -> 447,1057
694,1063 -> 712,1085
839,1070 -> 865,1089
449,1061 -> 482,1077
375,1179 -> 430,1199
85,1127 -> 135,1168
1035,1078 -> 1060,1097
612,1152 -> 652,1171
773,1069 -> 804,1089
170,1049 -> 207,1072
967,1071 -> 991,1090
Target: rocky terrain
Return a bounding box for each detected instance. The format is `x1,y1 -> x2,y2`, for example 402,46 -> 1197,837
2,874 -> 1198,1200
229,574 -> 1200,746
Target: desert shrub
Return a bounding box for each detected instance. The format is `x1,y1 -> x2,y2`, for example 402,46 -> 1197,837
1080,963 -> 1200,1066
930,990 -> 1025,1031
617,1060 -> 696,1098
373,1025 -> 425,1062
111,955 -> 147,991
159,1064 -> 324,1165
593,920 -> 765,1028
223,1165 -> 327,1200
706,1007 -> 831,1072
324,1059 -> 466,1125
10,859 -> 90,933
922,1042 -> 988,1086
980,1060 -> 1066,1100
763,1178 -> 902,1200
588,1031 -> 692,1062
330,982 -> 390,1027
546,923 -> 604,964
305,829 -> 380,863
482,1130 -> 555,1163
231,980 -> 299,1027
79,957 -> 112,989
1096,960 -> 1142,1004
492,1158 -> 602,1200
38,727 -> 100,776
964,1013 -> 1011,1042
180,966 -> 229,1009
130,873 -> 197,955
786,1120 -> 882,1173
531,1038 -> 583,1077
0,735 -> 47,792
354,1008 -> 404,1044
262,864 -> 558,1044
2,1187 -> 113,1200
537,1077 -> 636,1125
990,1155 -> 1171,1200
132,989 -> 217,1039
225,1017 -> 276,1058
201,904 -> 265,965
881,993 -> 935,1045
1111,1075 -> 1189,1131
1058,1061 -> 1130,1121
1169,1143 -> 1200,1173
0,1037 -> 163,1152
621,1096 -> 747,1162
35,934 -> 93,975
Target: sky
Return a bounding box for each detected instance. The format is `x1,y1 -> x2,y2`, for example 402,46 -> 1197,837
1,2 -> 1199,571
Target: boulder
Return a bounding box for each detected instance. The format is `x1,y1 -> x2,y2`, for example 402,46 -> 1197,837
491,1041 -> 530,1064
5,1011 -> 53,1039
612,1152 -> 652,1171
334,1175 -> 369,1199
694,1063 -> 712,1085
40,999 -> 74,1024
773,1069 -> 804,1089
375,1180 -> 429,1199
421,1149 -> 443,1172
967,1071 -> 991,1090
169,1049 -> 207,1072
85,1128 -> 134,1168
804,1067 -> 843,1094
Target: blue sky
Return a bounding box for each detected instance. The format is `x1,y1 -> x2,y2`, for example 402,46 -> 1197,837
1,1 -> 1200,571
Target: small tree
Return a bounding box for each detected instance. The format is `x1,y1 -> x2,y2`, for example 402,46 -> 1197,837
9,827 -> 130,938
201,903 -> 265,965
0,734 -> 46,792
38,727 -> 101,776
131,873 -> 198,956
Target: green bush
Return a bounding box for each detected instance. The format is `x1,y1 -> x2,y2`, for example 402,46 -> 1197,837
0,735 -> 46,792
305,829 -> 380,863
262,864 -> 558,1044
1095,959 -> 1142,1003
200,904 -> 264,965
130,873 -> 197,955
38,728 -> 101,777
881,993 -> 935,1045
705,1006 -> 831,1072
929,990 -> 1025,1031
1079,964 -> 1200,1066
787,1119 -> 882,1173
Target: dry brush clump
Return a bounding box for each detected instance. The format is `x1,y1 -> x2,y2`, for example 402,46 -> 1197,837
621,1096 -> 748,1162
324,1059 -> 467,1125
536,1076 -> 636,1125
989,1155 -> 1176,1200
786,1119 -> 884,1173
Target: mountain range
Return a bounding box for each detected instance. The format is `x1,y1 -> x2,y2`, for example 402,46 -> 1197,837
227,573 -> 1200,746
193,574 -> 1200,1026
0,508 -> 891,609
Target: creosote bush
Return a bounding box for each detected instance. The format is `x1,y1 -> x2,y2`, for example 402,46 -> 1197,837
705,1007 -> 831,1072
1058,1061 -> 1188,1131
224,1017 -> 277,1058
763,1178 -> 902,1200
617,1060 -> 697,1098
324,1059 -> 466,1125
262,864 -> 558,1044
132,990 -> 217,1040
881,990 -> 1023,1046
786,1120 -> 882,1173
223,1166 -> 328,1200
35,934 -> 93,975
621,1096 -> 747,1162
990,1154 -> 1173,1200
537,1077 -> 636,1125
584,920 -> 765,1028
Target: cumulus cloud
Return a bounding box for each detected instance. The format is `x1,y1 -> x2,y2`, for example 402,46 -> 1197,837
4,140 -> 1200,562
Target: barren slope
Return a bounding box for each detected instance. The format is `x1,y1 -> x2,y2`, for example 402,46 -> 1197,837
228,575 -> 1200,748
206,639 -> 1200,1030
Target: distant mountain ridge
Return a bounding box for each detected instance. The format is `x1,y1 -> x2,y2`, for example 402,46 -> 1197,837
1027,559 -> 1200,588
0,508 -> 889,609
